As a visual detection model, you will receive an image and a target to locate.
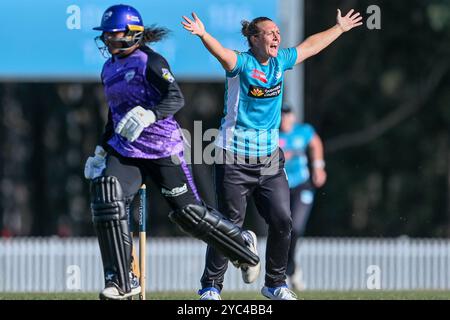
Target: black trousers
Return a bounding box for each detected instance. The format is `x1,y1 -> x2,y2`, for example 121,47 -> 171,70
103,149 -> 201,210
201,148 -> 292,290
286,182 -> 315,276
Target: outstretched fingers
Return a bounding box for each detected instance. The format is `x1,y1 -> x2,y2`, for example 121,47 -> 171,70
181,16 -> 197,34
182,22 -> 192,32
182,15 -> 193,31
337,8 -> 364,31
182,15 -> 193,24
350,12 -> 361,20
181,12 -> 204,36
192,12 -> 200,22
351,14 -> 363,27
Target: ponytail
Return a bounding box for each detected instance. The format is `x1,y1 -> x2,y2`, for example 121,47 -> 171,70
141,25 -> 170,44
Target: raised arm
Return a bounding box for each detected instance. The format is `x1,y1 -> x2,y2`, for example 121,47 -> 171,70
296,9 -> 363,65
182,12 -> 237,72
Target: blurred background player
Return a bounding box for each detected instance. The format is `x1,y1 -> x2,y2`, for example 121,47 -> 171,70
85,4 -> 259,300
182,9 -> 361,300
279,104 -> 327,290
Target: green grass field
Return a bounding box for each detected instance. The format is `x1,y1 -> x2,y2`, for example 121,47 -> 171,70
0,291 -> 449,300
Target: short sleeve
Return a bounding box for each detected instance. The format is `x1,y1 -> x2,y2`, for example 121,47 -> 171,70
302,123 -> 316,145
278,47 -> 297,71
226,51 -> 245,78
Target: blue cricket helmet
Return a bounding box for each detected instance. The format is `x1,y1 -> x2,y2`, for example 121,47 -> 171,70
93,4 -> 144,32
94,4 -> 145,58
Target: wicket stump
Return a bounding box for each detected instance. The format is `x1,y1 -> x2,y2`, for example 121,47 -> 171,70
138,184 -> 147,300
129,184 -> 147,300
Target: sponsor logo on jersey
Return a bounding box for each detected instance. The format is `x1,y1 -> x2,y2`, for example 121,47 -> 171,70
161,68 -> 175,83
161,184 -> 188,197
250,69 -> 267,83
124,70 -> 135,83
275,67 -> 282,80
248,82 -> 282,99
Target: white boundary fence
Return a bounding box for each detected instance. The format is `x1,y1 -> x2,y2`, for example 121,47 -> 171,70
0,237 -> 449,292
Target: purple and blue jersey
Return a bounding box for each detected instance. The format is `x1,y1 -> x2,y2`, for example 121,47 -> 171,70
100,46 -> 184,159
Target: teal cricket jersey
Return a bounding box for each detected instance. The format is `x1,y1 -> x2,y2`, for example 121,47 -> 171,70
216,48 -> 297,157
279,123 -> 315,188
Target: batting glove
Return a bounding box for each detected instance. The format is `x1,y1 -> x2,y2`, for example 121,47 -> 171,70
115,106 -> 156,142
84,145 -> 107,180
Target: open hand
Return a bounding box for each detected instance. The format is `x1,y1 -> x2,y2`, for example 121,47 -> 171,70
182,12 -> 206,37
337,9 -> 363,32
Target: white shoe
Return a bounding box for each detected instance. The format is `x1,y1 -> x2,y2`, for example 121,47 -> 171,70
99,273 -> 141,300
198,287 -> 222,300
261,286 -> 297,300
240,230 -> 261,284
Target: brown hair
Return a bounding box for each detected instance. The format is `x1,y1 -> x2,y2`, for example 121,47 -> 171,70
241,17 -> 272,47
